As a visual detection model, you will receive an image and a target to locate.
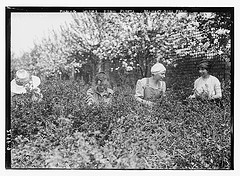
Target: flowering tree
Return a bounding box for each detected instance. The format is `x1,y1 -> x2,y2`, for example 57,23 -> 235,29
11,11 -> 232,84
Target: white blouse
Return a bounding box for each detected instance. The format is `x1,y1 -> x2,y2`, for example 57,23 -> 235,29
193,75 -> 222,99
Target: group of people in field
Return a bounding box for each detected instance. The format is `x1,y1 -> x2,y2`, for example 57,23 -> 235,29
11,57 -> 222,107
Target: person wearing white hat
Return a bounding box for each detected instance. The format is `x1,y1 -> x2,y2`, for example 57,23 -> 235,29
11,69 -> 43,102
135,62 -> 166,107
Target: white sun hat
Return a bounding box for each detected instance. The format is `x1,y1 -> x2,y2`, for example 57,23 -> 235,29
151,63 -> 166,75
11,69 -> 41,94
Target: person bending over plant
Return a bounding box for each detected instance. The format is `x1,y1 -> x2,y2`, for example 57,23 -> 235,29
188,59 -> 222,102
135,62 -> 166,107
86,72 -> 114,106
11,69 -> 43,103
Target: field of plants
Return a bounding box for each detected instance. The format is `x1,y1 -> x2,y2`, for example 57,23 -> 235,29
8,9 -> 233,170
10,78 -> 232,169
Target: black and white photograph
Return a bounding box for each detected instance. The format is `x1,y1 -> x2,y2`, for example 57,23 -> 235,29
5,6 -> 234,172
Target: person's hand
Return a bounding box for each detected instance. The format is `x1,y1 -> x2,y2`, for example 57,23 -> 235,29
87,101 -> 93,106
146,101 -> 155,107
31,92 -> 43,102
188,95 -> 195,99
202,93 -> 209,100
31,94 -> 38,101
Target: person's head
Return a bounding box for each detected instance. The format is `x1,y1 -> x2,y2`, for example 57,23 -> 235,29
198,60 -> 211,78
15,69 -> 31,86
94,72 -> 110,92
151,62 -> 166,81
11,69 -> 41,95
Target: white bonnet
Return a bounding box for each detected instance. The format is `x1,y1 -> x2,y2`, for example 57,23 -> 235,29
151,63 -> 166,75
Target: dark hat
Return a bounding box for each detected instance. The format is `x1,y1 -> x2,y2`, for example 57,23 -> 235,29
198,60 -> 211,70
95,72 -> 108,82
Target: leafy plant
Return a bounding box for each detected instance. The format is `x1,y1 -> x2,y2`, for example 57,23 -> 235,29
11,79 -> 232,169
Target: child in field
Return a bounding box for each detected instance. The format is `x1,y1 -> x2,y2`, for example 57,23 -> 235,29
86,72 -> 114,106
11,69 -> 43,102
135,62 -> 166,107
188,60 -> 222,101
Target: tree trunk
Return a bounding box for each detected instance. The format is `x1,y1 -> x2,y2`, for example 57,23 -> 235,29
91,61 -> 97,84
70,66 -> 75,80
97,58 -> 102,73
144,51 -> 150,77
103,59 -> 110,78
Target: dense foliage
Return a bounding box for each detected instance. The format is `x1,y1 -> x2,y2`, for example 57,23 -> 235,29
11,78 -> 232,169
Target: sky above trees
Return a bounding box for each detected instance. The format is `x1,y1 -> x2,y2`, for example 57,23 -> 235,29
10,10 -> 232,81
11,13 -> 73,57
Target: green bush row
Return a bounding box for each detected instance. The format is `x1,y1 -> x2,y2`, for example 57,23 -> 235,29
11,79 -> 232,169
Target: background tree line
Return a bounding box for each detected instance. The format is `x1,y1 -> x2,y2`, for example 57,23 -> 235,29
11,11 -> 232,87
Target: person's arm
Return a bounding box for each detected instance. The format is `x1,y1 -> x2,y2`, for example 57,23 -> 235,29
134,79 -> 154,106
33,87 -> 42,96
31,87 -> 43,101
162,81 -> 166,96
210,78 -> 222,99
11,92 -> 16,97
86,88 -> 95,106
106,88 -> 114,105
189,80 -> 197,99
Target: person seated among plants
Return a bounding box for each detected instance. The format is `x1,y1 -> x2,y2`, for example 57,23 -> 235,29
188,59 -> 222,101
86,72 -> 114,106
135,62 -> 166,107
11,69 -> 43,102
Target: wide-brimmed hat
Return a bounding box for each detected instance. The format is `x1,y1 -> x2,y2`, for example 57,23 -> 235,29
11,69 -> 41,94
151,63 -> 166,75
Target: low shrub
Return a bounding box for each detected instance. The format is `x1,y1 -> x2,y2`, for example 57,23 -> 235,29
10,79 -> 232,169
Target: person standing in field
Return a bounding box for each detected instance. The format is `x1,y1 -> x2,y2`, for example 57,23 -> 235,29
86,72 -> 114,106
134,62 -> 166,107
188,59 -> 222,101
11,69 -> 43,102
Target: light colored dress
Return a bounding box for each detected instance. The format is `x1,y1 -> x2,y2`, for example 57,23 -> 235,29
193,75 -> 222,99
135,78 -> 166,102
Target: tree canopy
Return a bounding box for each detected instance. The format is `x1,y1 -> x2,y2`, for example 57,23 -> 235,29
11,11 -> 232,83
